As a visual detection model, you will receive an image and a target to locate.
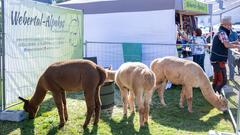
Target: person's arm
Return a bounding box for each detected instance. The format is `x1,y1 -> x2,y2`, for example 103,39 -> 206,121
223,41 -> 240,48
230,40 -> 240,45
219,31 -> 240,48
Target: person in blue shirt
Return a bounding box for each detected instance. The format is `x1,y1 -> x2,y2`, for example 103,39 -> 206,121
228,25 -> 239,80
191,28 -> 206,71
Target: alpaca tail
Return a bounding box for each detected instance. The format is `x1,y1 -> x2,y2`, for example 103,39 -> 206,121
96,66 -> 107,86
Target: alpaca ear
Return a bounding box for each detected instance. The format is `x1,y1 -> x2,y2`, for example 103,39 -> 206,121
215,92 -> 221,99
219,95 -> 223,100
19,96 -> 28,103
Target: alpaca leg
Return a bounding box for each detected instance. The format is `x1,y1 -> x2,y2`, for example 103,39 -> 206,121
94,86 -> 101,125
120,88 -> 129,116
157,81 -> 167,106
179,88 -> 185,109
83,91 -> 95,128
143,90 -> 153,124
61,91 -> 68,121
128,91 -> 135,114
136,90 -> 144,127
185,86 -> 193,113
52,92 -> 65,128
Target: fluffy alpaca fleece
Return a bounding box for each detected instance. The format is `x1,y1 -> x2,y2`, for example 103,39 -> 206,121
19,59 -> 106,128
150,56 -> 228,112
106,62 -> 156,127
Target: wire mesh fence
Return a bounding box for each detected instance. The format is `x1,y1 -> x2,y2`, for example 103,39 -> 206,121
4,35 -> 82,109
85,41 -> 213,77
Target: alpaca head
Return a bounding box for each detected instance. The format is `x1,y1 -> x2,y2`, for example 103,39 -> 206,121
105,65 -> 116,81
19,97 -> 39,119
215,93 -> 228,111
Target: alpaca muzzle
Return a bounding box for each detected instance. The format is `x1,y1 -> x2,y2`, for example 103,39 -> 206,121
221,107 -> 228,112
29,115 -> 35,119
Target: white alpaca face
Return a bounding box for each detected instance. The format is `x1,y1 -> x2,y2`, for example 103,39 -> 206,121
218,97 -> 228,111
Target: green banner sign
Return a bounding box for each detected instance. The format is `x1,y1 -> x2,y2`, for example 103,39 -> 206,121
183,0 -> 208,14
3,0 -> 83,107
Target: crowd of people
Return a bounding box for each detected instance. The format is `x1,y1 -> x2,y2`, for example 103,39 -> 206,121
176,16 -> 240,94
176,24 -> 208,71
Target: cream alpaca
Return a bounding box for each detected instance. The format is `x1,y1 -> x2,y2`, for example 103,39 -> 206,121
150,56 -> 228,112
106,62 -> 156,127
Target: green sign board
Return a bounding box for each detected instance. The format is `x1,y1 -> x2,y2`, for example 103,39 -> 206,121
183,0 -> 208,14
3,0 -> 83,107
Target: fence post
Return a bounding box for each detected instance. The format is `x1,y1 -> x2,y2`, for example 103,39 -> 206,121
0,0 -> 5,111
237,90 -> 240,135
84,40 -> 88,57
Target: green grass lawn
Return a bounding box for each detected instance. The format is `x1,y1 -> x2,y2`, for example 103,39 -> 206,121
0,86 -> 234,135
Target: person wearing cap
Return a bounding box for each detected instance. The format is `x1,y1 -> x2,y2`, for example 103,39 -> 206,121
210,16 -> 240,94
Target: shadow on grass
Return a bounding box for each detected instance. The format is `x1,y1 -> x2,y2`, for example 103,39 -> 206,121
1,91 -> 94,135
82,125 -> 99,135
1,96 -> 56,135
0,119 -> 35,135
150,86 -> 233,132
66,91 -> 85,100
46,126 -> 59,135
101,112 -> 150,135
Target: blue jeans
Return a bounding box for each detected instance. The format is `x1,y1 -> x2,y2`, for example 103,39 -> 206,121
193,54 -> 205,71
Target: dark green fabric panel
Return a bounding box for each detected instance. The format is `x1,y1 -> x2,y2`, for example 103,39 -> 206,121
122,43 -> 142,62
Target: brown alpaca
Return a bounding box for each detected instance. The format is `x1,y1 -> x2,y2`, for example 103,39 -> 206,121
19,59 -> 106,128
150,56 -> 228,112
106,62 -> 156,127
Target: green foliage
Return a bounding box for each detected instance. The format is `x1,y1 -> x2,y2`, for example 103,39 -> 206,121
0,87 -> 234,135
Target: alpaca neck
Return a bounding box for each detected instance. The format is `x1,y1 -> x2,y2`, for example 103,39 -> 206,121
107,70 -> 116,81
29,80 -> 47,107
199,75 -> 220,107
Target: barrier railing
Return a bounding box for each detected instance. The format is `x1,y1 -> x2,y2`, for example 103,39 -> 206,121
84,40 -> 213,77
229,48 -> 240,134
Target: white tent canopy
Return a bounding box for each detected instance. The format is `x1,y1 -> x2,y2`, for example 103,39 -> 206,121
58,0 -> 213,78
59,0 -> 176,14
58,0 -> 177,68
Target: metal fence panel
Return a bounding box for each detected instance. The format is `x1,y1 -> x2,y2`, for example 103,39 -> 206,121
85,41 -> 213,77
0,0 -> 4,111
85,41 -> 177,70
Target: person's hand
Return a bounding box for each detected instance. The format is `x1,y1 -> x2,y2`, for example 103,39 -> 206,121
237,45 -> 240,52
237,48 -> 240,52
